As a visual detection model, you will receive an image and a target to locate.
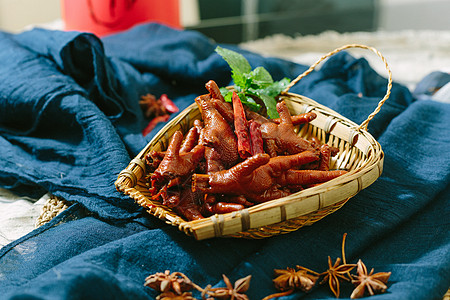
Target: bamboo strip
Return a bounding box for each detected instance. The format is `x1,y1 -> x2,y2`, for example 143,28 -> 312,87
115,95 -> 385,240
115,44 -> 391,240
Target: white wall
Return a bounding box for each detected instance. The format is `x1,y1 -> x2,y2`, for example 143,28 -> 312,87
0,0 -> 61,32
1,0 -> 449,33
376,0 -> 450,31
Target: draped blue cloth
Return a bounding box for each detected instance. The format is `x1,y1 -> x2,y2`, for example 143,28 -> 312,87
0,24 -> 449,300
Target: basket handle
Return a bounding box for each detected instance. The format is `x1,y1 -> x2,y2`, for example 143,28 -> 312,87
281,44 -> 392,131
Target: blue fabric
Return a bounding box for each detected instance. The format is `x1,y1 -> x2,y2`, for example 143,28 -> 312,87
0,23 -> 449,300
413,71 -> 450,99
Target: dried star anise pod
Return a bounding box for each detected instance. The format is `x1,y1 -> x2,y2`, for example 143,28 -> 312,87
350,259 -> 391,299
273,266 -> 319,292
139,93 -> 167,118
319,233 -> 356,298
156,291 -> 197,300
145,270 -> 194,294
207,274 -> 251,300
320,256 -> 356,298
262,266 -> 319,300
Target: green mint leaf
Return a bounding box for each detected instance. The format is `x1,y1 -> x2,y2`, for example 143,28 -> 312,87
215,46 -> 288,118
249,67 -> 273,88
261,77 -> 291,97
240,93 -> 261,111
257,94 -> 279,119
223,91 -> 233,103
215,46 -> 252,77
220,87 -> 230,98
225,91 -> 260,111
234,73 -> 252,90
248,88 -> 279,118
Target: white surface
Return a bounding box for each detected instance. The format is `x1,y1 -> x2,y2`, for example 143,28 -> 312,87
377,0 -> 450,31
180,0 -> 200,27
0,189 -> 48,248
0,0 -> 60,33
1,0 -> 449,33
240,30 -> 450,90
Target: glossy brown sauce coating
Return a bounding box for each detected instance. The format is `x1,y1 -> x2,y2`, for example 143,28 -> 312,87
144,80 -> 347,220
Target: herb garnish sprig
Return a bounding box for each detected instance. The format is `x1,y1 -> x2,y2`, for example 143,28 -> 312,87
215,46 -> 290,119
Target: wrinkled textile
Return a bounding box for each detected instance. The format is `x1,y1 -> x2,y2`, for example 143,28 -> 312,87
0,24 -> 449,300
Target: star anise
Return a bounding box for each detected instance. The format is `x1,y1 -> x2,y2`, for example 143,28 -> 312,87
206,274 -> 251,300
319,233 -> 356,298
145,270 -> 194,294
139,93 -> 167,118
350,259 -> 391,299
320,256 -> 356,298
262,266 -> 319,300
273,266 -> 319,292
156,291 -> 197,300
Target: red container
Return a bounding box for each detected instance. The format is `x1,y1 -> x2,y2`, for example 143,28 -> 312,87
62,0 -> 181,37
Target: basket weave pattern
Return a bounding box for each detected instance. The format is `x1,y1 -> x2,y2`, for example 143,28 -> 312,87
115,44 -> 391,240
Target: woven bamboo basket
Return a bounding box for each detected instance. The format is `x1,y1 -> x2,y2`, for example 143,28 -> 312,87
115,44 -> 392,240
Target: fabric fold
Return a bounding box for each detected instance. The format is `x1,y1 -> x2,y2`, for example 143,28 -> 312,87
0,23 -> 448,300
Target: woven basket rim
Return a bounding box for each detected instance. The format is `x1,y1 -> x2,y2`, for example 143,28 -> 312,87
115,93 -> 384,240
115,44 -> 390,240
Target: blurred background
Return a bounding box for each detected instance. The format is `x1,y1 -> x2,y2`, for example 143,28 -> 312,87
181,0 -> 450,44
0,0 -> 448,88
0,0 -> 449,42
